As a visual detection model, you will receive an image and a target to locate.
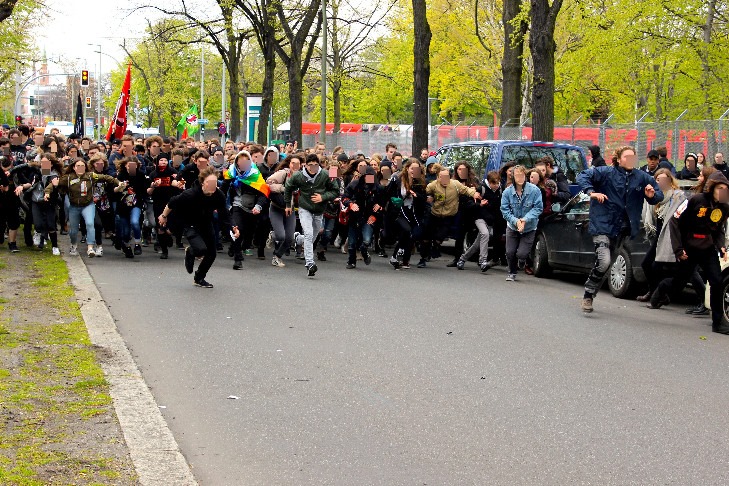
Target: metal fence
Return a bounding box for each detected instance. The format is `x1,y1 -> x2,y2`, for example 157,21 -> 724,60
302,119 -> 729,168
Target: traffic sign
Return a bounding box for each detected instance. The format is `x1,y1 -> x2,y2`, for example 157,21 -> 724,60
198,118 -> 209,125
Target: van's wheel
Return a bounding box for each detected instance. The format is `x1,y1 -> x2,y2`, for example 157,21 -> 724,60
609,246 -> 634,298
720,275 -> 729,327
532,234 -> 551,278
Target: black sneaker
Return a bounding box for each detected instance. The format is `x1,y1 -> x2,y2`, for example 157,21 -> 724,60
154,241 -> 161,253
480,262 -> 492,273
123,245 -> 134,258
177,242 -> 185,250
346,262 -> 356,269
362,251 -> 371,265
692,303 -> 709,316
227,247 -> 235,257
233,259 -> 243,270
8,242 -> 19,253
184,247 -> 194,274
216,243 -> 224,253
317,251 -> 327,261
113,237 -> 122,250
417,259 -> 427,268
456,259 -> 465,270
307,263 -> 318,277
378,250 -> 387,258
160,252 -> 169,260
446,259 -> 458,268
194,278 -> 214,288
133,244 -> 142,255
517,259 -> 526,270
389,256 -> 400,270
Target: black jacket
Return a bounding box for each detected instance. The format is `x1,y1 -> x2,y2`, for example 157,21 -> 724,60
148,167 -> 180,209
168,185 -> 232,231
670,191 -> 729,257
386,174 -> 427,225
115,169 -> 150,215
341,169 -> 386,221
548,171 -> 571,203
474,183 -> 503,227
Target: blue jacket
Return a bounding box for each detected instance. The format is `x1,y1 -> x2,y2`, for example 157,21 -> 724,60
500,182 -> 543,233
577,166 -> 663,239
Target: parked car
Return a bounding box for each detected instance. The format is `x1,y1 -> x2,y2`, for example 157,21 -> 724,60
434,140 -> 588,192
705,239 -> 729,327
530,192 -> 651,298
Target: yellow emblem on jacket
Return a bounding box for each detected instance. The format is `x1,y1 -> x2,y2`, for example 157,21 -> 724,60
697,207 -> 707,218
710,208 -> 723,223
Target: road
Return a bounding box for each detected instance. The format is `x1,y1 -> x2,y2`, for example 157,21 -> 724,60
83,244 -> 729,485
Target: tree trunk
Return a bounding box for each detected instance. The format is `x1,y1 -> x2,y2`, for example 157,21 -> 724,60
501,0 -> 527,127
258,36 -> 276,145
0,0 -> 18,23
287,50 -> 304,144
412,0 -> 432,154
529,0 -> 562,142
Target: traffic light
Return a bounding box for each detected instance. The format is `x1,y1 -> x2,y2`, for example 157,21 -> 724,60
81,70 -> 89,86
85,97 -> 91,109
29,95 -> 34,106
15,115 -> 22,125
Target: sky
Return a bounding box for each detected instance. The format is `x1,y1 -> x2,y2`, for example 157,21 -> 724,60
34,0 -> 159,80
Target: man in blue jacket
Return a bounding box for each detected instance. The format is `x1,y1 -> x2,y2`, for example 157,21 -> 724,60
577,146 -> 663,313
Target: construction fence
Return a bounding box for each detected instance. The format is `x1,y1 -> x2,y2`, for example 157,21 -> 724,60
302,119 -> 729,163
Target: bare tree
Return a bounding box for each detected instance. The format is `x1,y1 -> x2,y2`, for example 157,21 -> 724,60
42,84 -> 70,121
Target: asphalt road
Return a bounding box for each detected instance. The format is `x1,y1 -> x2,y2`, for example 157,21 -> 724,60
83,243 -> 729,485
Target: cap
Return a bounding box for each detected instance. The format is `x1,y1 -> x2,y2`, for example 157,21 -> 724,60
647,149 -> 659,159
336,153 -> 349,163
213,145 -> 224,154
355,151 -> 366,157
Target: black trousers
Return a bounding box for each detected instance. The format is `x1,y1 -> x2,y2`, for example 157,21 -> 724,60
185,224 -> 217,281
229,207 -> 258,258
657,249 -> 722,326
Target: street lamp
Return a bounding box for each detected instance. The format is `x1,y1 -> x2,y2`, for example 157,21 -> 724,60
89,44 -> 101,138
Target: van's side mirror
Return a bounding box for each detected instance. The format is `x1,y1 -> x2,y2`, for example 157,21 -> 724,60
551,202 -> 562,213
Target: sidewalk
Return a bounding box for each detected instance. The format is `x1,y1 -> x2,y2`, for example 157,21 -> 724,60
0,241 -> 196,485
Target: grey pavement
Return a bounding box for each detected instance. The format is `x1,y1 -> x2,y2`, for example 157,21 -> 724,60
82,244 -> 729,485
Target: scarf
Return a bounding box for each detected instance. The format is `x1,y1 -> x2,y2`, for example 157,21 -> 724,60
224,162 -> 270,198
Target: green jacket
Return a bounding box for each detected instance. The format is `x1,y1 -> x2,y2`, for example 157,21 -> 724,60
284,168 -> 340,214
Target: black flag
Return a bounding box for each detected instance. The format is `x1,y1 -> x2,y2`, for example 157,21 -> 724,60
74,93 -> 83,136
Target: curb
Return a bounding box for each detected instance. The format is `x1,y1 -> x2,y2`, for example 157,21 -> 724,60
63,254 -> 197,486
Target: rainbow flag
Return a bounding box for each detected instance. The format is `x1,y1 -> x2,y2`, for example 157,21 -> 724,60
224,163 -> 270,198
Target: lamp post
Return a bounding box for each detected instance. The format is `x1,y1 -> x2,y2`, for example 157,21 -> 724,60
89,44 -> 101,138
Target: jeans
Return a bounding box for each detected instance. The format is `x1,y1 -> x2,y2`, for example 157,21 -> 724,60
584,234 -> 622,297
299,208 -> 323,266
319,217 -> 337,250
68,203 -> 96,246
461,219 -> 490,264
118,207 -> 142,244
347,218 -> 374,264
505,227 -> 535,274
269,205 -> 296,258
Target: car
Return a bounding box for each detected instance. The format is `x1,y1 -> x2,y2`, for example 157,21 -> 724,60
530,192 -> 651,298
705,242 -> 729,327
43,121 -> 75,137
434,140 -> 588,192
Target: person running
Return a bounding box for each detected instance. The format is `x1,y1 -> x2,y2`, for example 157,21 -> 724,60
266,153 -> 303,267
341,162 -> 384,269
115,157 -> 150,258
576,146 -> 663,313
454,170 -> 502,272
28,154 -> 63,254
45,159 -> 126,257
223,150 -> 270,270
284,153 -> 340,276
386,158 -> 428,270
147,156 -> 180,259
648,171 -> 729,335
500,165 -> 543,281
159,167 -> 239,288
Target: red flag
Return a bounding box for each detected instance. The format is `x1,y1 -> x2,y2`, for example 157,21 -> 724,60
106,64 -> 131,141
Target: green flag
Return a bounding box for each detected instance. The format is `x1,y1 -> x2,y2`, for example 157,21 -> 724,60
177,105 -> 200,138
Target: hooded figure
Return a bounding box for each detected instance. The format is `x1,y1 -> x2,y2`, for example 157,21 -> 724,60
588,145 -> 606,167
259,146 -> 280,180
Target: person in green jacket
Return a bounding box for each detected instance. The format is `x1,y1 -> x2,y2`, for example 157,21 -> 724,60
284,153 -> 340,276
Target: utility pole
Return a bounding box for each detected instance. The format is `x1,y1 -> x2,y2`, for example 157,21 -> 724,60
320,0 -> 327,145
200,42 -> 205,142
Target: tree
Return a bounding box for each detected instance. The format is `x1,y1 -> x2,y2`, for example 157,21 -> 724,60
0,0 -> 18,23
272,0 -> 323,144
530,0 -> 563,141
497,0 -> 528,126
412,0 -> 431,153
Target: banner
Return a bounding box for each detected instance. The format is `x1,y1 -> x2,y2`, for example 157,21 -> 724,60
106,64 -> 131,141
73,93 -> 83,135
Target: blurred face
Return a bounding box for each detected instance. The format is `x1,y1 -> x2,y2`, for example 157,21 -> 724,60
513,169 -> 526,186
357,161 -> 368,175
386,147 -> 396,159
619,150 -> 637,170
236,155 -> 252,172
33,133 -> 44,145
73,160 -> 87,175
381,166 -> 392,180
87,147 -> 99,158
195,157 -> 209,170
685,156 -> 697,169
162,142 -> 172,153
251,152 -> 263,164
172,155 -> 183,167
266,150 -> 277,165
407,163 -> 421,180
93,159 -> 105,173
9,133 -> 20,145
127,160 -> 138,175
534,163 -> 547,177
392,155 -> 402,170
305,160 -> 320,174
202,174 -> 218,195
149,142 -> 160,157
121,141 -> 133,156
713,183 -> 729,204
49,141 -> 58,154
529,172 -> 540,185
290,157 -> 302,172
438,170 -> 451,186
456,165 -> 469,180
655,173 -> 671,192
67,147 -> 77,158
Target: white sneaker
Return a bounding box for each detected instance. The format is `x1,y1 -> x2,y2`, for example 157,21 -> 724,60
32,232 -> 41,246
341,239 -> 348,254
333,235 -> 342,248
294,232 -> 304,246
52,247 -> 61,256
87,247 -> 95,258
69,245 -> 78,256
266,231 -> 274,249
94,245 -> 104,257
272,256 -> 285,267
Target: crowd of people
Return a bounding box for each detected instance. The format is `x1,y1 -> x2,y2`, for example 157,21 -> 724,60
1,123 -> 729,333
